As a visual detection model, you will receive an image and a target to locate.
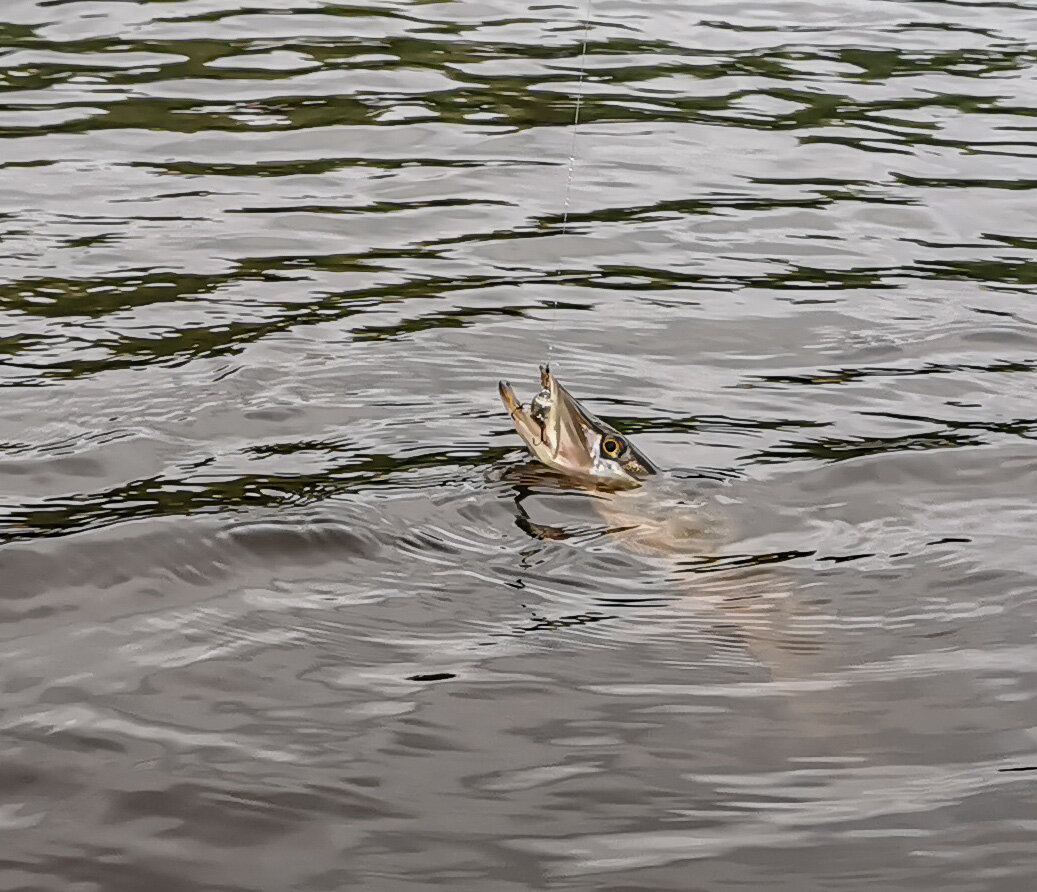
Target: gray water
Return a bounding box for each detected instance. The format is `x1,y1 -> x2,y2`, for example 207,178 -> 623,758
2,0 -> 1037,889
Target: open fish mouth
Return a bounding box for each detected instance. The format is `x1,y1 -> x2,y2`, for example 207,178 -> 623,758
498,365 -> 657,487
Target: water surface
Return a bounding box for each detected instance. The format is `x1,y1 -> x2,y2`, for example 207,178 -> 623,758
2,1 -> 1037,889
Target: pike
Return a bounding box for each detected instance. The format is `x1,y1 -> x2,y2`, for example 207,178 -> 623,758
496,366 -> 836,741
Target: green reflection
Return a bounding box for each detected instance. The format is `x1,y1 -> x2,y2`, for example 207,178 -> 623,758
0,443 -> 515,545
745,430 -> 982,464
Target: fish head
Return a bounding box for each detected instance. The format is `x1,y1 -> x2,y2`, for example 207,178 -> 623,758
498,364 -> 657,488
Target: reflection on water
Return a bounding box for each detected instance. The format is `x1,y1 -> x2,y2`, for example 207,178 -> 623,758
2,0 -> 1037,889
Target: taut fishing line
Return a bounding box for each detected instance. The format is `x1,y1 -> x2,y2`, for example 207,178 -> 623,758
549,0 -> 595,363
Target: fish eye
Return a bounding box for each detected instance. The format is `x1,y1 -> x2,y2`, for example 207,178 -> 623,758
600,435 -> 623,458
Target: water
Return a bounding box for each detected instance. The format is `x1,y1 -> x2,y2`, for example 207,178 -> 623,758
2,0 -> 1036,888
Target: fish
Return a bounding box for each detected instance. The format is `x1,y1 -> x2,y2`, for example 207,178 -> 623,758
498,364 -> 657,488
496,365 -> 835,738
497,364 -> 721,553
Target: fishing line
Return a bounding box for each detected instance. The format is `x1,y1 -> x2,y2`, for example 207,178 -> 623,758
549,0 -> 595,363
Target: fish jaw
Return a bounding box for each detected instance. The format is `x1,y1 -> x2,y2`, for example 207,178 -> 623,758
498,379 -> 554,467
498,376 -> 591,474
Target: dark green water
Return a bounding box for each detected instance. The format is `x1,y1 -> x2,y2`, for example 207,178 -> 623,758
2,1 -> 1036,889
